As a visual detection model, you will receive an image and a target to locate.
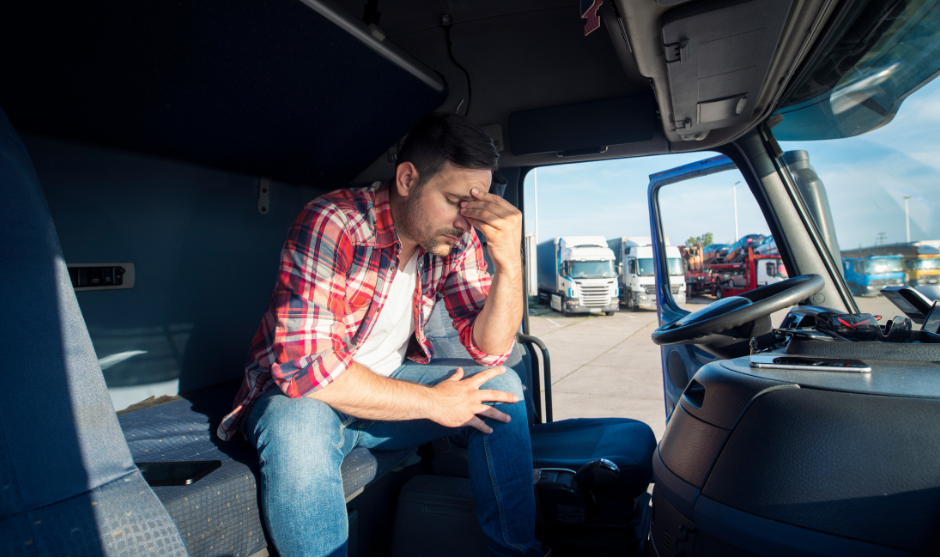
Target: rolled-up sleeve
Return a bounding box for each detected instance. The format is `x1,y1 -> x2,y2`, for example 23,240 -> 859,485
441,233 -> 514,367
253,201 -> 356,398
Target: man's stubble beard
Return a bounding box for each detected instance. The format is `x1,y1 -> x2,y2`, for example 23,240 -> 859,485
395,191 -> 466,258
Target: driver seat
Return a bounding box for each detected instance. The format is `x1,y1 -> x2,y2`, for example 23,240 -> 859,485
423,301 -> 656,512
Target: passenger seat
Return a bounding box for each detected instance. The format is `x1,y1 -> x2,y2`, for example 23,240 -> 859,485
0,105 -> 188,556
423,301 -> 656,516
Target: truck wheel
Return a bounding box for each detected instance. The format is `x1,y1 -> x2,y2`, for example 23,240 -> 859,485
715,286 -> 724,299
632,294 -> 640,311
605,311 -> 615,316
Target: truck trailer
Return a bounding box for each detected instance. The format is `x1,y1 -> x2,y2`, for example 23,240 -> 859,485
608,237 -> 686,310
710,247 -> 788,298
536,236 -> 619,316
682,244 -> 713,298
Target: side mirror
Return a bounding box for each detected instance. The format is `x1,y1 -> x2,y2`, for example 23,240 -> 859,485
617,263 -> 623,275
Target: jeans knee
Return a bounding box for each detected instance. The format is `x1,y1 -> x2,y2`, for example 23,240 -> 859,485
249,391 -> 345,468
481,368 -> 526,403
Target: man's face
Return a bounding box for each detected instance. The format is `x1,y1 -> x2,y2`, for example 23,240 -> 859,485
396,161 -> 492,257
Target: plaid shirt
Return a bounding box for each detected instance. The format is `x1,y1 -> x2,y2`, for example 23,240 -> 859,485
218,182 -> 512,441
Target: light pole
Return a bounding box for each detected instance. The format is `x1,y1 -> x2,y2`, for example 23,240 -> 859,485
904,195 -> 911,243
533,168 -> 539,243
733,181 -> 740,240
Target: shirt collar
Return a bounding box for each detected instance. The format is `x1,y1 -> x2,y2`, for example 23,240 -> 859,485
372,181 -> 399,249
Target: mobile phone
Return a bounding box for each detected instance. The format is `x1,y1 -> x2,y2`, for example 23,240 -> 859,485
749,355 -> 871,373
136,460 -> 222,486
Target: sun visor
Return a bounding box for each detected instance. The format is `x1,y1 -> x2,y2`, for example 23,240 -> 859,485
662,0 -> 793,141
508,93 -> 658,156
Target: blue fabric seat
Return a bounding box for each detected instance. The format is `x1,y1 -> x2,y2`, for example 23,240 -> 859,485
118,379 -> 415,556
0,105 -> 188,556
424,301 -> 656,504
530,418 -> 656,503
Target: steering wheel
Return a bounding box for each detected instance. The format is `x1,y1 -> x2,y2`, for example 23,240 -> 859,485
652,274 -> 825,346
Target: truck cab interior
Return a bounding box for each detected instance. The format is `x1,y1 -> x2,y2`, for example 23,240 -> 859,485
2,0 -> 939,556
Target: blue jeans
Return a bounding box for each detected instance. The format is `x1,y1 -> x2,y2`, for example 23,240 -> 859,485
244,358 -> 542,556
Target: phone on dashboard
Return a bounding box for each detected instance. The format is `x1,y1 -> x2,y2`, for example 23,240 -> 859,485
136,460 -> 222,486
749,355 -> 871,373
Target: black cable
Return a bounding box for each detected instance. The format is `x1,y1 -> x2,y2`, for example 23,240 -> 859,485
442,15 -> 471,118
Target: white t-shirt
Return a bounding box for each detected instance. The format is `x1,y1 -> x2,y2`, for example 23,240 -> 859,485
354,251 -> 419,376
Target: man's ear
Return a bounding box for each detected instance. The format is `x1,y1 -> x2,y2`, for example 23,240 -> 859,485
395,162 -> 420,198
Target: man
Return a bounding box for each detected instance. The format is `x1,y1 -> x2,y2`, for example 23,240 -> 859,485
218,112 -> 543,556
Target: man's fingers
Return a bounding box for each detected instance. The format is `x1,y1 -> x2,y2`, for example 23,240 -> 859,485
469,187 -> 511,208
466,416 -> 493,434
476,405 -> 512,423
478,389 -> 519,404
461,198 -> 513,220
460,205 -> 504,226
464,216 -> 497,237
448,367 -> 466,381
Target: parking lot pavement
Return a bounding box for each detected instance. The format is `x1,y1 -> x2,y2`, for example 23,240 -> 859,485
526,294 -> 881,442
527,303 -> 670,441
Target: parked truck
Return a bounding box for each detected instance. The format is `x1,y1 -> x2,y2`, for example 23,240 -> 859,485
842,242 -> 940,287
841,254 -> 906,296
536,236 -> 619,316
607,237 -> 686,310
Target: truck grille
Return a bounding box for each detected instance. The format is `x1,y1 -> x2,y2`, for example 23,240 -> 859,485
644,286 -> 680,295
578,285 -> 611,306
869,278 -> 904,287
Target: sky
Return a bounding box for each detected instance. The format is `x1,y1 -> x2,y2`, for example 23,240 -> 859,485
523,77 -> 940,251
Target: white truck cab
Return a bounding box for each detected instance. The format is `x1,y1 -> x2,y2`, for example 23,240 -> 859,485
608,237 -> 687,310
536,236 -> 619,316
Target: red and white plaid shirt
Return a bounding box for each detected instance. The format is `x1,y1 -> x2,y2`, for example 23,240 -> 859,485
218,182 -> 512,441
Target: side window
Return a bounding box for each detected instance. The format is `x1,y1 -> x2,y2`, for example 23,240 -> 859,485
657,160 -> 793,322
522,151 -> 751,439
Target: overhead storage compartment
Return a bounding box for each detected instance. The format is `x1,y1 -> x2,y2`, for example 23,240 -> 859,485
0,0 -> 447,186
661,0 -> 794,141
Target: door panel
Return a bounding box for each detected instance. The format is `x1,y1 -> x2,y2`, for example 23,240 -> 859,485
648,155 -> 776,417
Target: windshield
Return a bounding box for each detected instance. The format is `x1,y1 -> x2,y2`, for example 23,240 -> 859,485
774,0 -> 940,140
866,260 -> 903,274
568,260 -> 616,279
637,258 -> 684,276
916,258 -> 940,270
770,0 -> 940,316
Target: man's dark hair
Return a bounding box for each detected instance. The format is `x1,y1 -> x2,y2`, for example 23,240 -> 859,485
396,112 -> 499,190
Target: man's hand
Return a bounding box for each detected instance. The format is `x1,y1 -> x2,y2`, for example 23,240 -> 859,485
460,188 -> 522,274
428,366 -> 519,434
